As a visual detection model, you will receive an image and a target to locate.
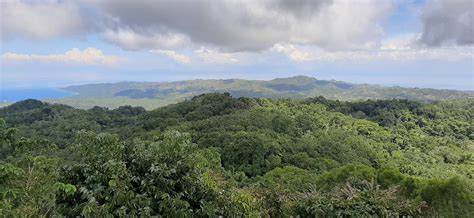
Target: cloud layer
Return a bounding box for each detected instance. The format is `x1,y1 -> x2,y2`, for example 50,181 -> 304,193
274,35 -> 473,62
1,0 -> 472,66
1,0 -> 394,52
88,0 -> 392,51
1,0 -> 89,40
2,48 -> 121,65
419,0 -> 473,46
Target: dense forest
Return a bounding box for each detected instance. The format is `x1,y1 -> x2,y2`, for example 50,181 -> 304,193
47,76 -> 473,109
1,93 -> 473,216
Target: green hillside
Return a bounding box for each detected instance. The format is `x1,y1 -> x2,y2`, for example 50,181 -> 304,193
50,76 -> 473,109
1,94 -> 473,216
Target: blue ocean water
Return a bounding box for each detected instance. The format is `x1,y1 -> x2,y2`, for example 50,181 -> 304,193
0,88 -> 75,102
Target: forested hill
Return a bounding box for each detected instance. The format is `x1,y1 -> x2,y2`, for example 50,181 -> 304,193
51,76 -> 473,109
1,93 -> 473,216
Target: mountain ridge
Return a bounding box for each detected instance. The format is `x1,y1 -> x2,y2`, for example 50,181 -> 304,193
62,76 -> 474,92
46,76 -> 473,109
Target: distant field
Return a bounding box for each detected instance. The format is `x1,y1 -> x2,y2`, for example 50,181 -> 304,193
47,97 -> 178,110
0,102 -> 12,108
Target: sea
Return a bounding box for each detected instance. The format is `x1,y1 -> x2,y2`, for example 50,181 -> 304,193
0,88 -> 75,103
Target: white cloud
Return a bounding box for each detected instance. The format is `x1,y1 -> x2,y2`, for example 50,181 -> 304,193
103,29 -> 189,50
1,0 -> 89,40
149,49 -> 191,64
272,44 -> 315,61
2,48 -> 121,65
194,48 -> 239,64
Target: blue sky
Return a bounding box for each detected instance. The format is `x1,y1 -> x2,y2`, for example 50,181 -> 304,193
1,0 -> 473,90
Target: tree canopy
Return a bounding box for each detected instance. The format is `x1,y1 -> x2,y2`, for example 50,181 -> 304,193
1,93 -> 473,216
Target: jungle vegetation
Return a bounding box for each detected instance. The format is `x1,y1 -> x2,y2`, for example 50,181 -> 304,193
1,93 -> 473,216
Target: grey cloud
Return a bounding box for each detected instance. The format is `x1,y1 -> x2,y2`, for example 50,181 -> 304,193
89,0 -> 285,51
88,0 -> 392,51
271,0 -> 333,17
419,0 -> 473,46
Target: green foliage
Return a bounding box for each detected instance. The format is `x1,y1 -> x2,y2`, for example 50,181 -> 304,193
260,166 -> 318,192
1,94 -> 473,216
0,156 -> 75,216
0,118 -> 17,159
290,180 -> 424,217
419,177 -> 474,216
56,130 -> 262,216
315,164 -> 377,190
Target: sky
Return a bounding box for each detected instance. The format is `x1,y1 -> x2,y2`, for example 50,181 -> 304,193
1,0 -> 473,90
